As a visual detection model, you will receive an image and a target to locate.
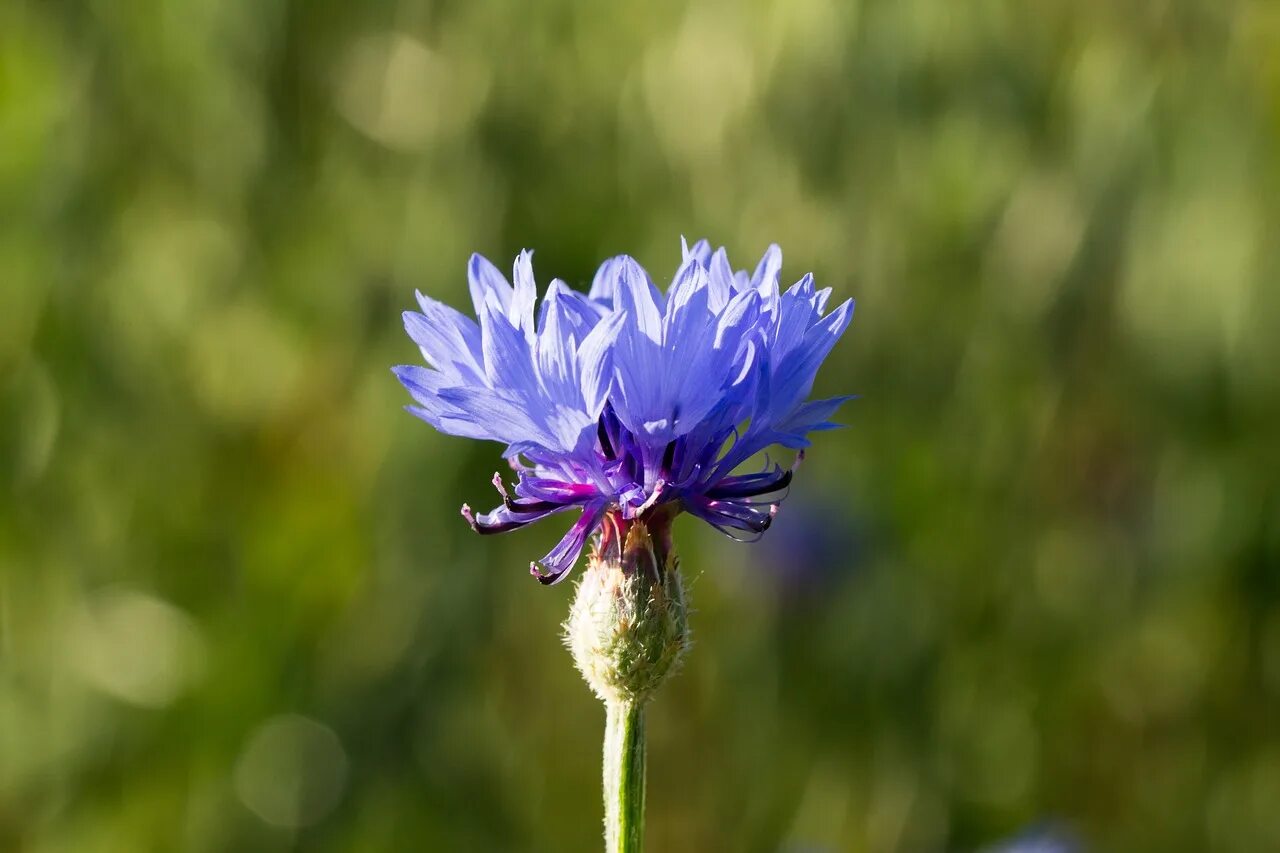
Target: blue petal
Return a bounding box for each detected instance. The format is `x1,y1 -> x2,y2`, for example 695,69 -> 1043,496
463,500 -> 574,534
662,271 -> 725,434
403,293 -> 484,383
766,297 -> 854,419
663,259 -> 708,321
396,366 -> 513,442
681,237 -> 712,267
514,475 -> 601,503
589,256 -> 622,303
750,244 -> 782,291
578,312 -> 624,417
610,258 -> 668,439
392,364 -> 448,407
478,294 -> 539,394
510,250 -> 537,339
531,501 -> 609,585
706,248 -> 736,311
535,286 -> 578,401
772,275 -> 818,359
614,257 -> 663,343
713,287 -> 762,350
774,395 -> 857,439
705,462 -> 793,499
683,496 -> 776,542
544,406 -> 596,454
437,385 -> 552,446
814,286 -> 833,314
468,253 -> 512,317
540,279 -> 605,341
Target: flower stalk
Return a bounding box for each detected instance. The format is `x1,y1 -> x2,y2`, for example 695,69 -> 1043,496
567,512 -> 688,851
603,698 -> 645,853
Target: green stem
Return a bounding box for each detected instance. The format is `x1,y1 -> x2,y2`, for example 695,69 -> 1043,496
603,699 -> 646,853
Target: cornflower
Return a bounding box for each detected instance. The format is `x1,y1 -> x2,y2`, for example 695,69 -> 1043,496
395,239 -> 853,851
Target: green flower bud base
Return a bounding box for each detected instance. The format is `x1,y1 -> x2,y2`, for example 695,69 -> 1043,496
566,514 -> 690,853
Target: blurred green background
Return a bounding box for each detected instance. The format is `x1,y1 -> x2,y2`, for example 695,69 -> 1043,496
3,0 -> 1280,850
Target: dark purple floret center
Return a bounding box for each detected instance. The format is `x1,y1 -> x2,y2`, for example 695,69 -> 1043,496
461,403 -> 799,584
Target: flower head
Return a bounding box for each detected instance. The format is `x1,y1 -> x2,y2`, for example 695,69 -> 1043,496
394,239 -> 854,584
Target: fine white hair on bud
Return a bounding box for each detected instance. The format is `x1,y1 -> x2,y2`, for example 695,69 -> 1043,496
565,515 -> 690,705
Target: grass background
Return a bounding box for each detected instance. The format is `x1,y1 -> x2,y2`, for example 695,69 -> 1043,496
3,1 -> 1280,850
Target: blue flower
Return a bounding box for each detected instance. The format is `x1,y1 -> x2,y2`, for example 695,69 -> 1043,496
394,239 -> 855,584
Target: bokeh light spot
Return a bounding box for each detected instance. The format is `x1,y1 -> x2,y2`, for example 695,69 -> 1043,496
234,714 -> 349,829
68,588 -> 206,708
